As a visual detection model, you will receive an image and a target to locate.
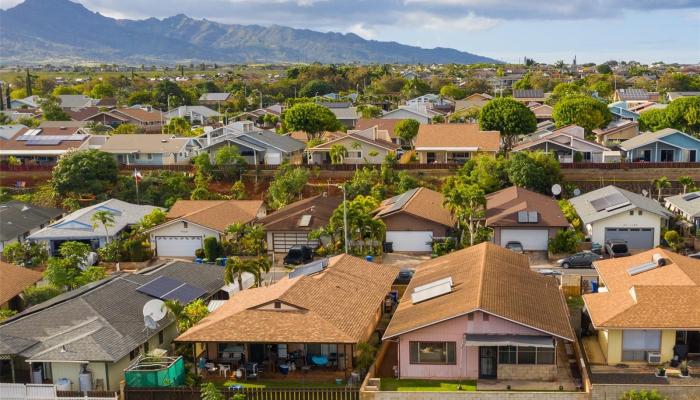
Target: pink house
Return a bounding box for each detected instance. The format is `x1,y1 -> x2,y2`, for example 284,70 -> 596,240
383,242 -> 574,381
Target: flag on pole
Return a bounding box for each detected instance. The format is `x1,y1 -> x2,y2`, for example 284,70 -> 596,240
133,169 -> 142,182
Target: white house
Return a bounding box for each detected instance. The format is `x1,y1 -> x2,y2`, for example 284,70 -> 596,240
569,186 -> 672,249
146,199 -> 264,258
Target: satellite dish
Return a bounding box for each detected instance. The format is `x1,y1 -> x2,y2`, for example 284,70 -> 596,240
642,189 -> 649,197
143,299 -> 167,322
573,188 -> 582,196
551,184 -> 562,196
144,315 -> 158,331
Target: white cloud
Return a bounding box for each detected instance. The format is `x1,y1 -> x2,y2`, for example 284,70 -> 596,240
347,23 -> 378,39
401,11 -> 500,32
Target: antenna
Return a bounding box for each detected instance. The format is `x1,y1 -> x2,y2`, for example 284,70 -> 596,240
144,315 -> 158,331
642,189 -> 649,197
143,299 -> 167,322
551,184 -> 562,196
573,188 -> 582,197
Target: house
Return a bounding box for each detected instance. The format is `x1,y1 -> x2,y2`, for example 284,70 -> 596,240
529,104 -> 553,122
666,92 -> 700,102
374,187 -> 454,253
664,191 -> 700,230
512,89 -> 547,103
0,201 -> 63,251
198,121 -> 305,165
628,101 -> 667,114
109,108 -> 164,132
28,199 -> 160,255
286,130 -> 344,144
231,105 -> 284,128
513,125 -> 609,163
9,96 -> 40,110
488,74 -> 523,90
582,249 -> 700,365
619,128 -> 700,162
164,106 -> 221,125
0,261 -> 42,310
485,186 -> 569,251
0,125 -> 29,142
406,94 -> 453,108
454,93 -> 492,112
355,119 -> 401,145
593,120 -> 639,146
0,123 -> 93,165
323,104 -> 358,128
383,242 -> 574,381
146,199 -> 264,258
613,88 -> 660,103
198,93 -> 231,106
414,124 -> 500,164
381,106 -> 432,124
569,186 -> 672,249
57,95 -> 97,110
257,194 -> 342,253
175,254 -> 399,376
608,101 -> 640,122
99,134 -> 198,165
306,126 -> 399,165
0,261 -> 226,390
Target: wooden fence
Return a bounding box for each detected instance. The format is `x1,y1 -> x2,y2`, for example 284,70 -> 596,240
125,387 -> 359,400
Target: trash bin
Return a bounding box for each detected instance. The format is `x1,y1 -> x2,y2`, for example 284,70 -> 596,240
365,255 -> 373,262
591,281 -> 599,293
384,242 -> 393,253
195,258 -> 203,264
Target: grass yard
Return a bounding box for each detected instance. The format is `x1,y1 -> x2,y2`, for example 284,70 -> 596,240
380,378 -> 477,392
223,379 -> 344,389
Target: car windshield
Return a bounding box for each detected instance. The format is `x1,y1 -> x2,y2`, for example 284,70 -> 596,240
611,244 -> 628,252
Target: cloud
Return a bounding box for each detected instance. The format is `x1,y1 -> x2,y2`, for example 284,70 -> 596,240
347,23 -> 378,40
401,11 -> 500,31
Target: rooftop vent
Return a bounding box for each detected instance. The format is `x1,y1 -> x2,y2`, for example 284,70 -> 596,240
628,253 -> 666,276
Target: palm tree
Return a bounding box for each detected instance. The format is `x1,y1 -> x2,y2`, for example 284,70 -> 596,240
164,300 -> 187,333
224,222 -> 247,254
678,176 -> 695,194
91,210 -> 115,244
224,256 -> 258,291
252,256 -> 271,287
652,176 -> 672,201
329,144 -> 348,165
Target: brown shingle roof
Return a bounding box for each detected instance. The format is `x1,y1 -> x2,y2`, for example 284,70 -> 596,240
383,242 -> 574,340
375,187 -> 454,228
165,200 -> 263,232
485,186 -> 569,228
0,261 -> 42,306
415,124 -> 500,152
112,108 -> 163,123
100,134 -> 190,154
175,254 -> 399,343
583,249 -> 700,329
0,126 -> 89,152
356,119 -> 400,138
257,195 -> 342,231
287,131 -> 344,144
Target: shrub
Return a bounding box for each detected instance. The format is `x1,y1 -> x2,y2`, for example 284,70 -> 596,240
200,382 -> 223,400
663,230 -> 683,252
125,239 -> 149,261
548,229 -> 579,254
621,389 -> 665,400
23,285 -> 62,307
195,248 -> 206,259
203,237 -> 220,261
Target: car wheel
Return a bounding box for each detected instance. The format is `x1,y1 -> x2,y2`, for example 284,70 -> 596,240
561,262 -> 570,269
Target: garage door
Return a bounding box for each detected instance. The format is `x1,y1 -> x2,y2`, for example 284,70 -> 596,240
272,232 -> 318,253
386,231 -> 433,252
155,236 -> 203,257
500,229 -> 549,251
604,228 -> 654,249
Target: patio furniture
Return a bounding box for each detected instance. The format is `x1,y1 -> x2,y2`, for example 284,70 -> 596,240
278,364 -> 289,375
205,363 -> 217,375
218,364 -> 230,377
311,355 -> 328,366
245,363 -> 258,380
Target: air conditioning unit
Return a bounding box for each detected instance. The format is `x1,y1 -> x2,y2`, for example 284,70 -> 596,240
647,351 -> 662,364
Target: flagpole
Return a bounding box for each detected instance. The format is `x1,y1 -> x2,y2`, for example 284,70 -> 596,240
134,168 -> 140,205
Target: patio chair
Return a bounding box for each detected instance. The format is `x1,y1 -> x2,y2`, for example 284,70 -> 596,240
245,362 -> 258,380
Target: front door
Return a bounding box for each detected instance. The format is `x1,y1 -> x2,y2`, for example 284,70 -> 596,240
690,150 -> 697,162
642,149 -> 652,162
479,346 -> 498,379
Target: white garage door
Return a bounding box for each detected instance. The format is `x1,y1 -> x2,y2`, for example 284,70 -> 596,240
500,229 -> 549,251
155,236 -> 203,258
272,232 -> 319,253
386,231 -> 433,252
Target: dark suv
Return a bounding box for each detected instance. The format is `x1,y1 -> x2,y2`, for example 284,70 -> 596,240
605,239 -> 630,258
283,245 -> 313,265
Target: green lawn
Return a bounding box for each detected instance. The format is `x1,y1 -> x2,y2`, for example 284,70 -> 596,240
223,379 -> 344,389
380,378 -> 477,392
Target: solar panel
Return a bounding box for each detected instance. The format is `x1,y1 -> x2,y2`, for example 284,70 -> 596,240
26,139 -> 62,145
591,192 -> 628,212
414,276 -> 453,293
288,258 -> 329,279
683,193 -> 700,201
627,262 -> 658,276
411,281 -> 452,304
528,211 -> 538,223
165,284 -> 207,303
517,211 -> 528,223
298,214 -> 312,227
137,276 -> 183,298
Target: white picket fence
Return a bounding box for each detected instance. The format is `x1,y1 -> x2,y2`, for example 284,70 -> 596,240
0,384 -> 117,400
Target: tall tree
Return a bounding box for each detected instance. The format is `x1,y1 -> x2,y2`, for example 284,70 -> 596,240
224,257 -> 258,291
552,95 -> 612,134
52,150 -> 118,196
91,210 -> 115,244
329,144 -> 348,164
442,179 -> 487,247
393,119 -> 420,149
284,102 -> 342,141
479,98 -> 537,153
652,176 -> 671,201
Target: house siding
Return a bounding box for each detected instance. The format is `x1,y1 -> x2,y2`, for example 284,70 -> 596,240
599,125 -> 638,145
588,207 -> 665,248
148,221 -> 220,254
381,110 -> 430,124
600,328 -> 676,366
396,311 -> 547,379
381,213 -> 451,238
309,137 -> 391,165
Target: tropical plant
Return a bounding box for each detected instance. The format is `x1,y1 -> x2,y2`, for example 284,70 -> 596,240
664,230 -> 683,252
329,144 -> 348,164
621,389 -> 665,400
393,119 -> 420,149
91,210 -> 116,244
224,256 -> 259,291
442,179 -> 487,247
552,94 -> 612,134
203,237 -> 221,261
355,342 -> 377,374
200,382 -> 223,400
548,230 -> 580,254
480,97 -> 537,153
652,176 -> 671,201
2,241 -> 48,267
23,285 -> 62,307
266,162 -> 309,209
678,176 -> 696,194
0,309 -> 17,322
284,102 -> 342,141
52,149 -> 118,196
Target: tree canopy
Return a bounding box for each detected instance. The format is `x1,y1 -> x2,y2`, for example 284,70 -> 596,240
505,151 -> 561,194
393,119 -> 420,148
283,102 -> 342,140
52,150 -> 118,196
552,95 -> 612,134
479,97 -> 537,153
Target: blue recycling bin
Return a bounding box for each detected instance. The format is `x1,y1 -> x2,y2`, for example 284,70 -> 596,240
195,258 -> 203,264
591,281 -> 599,293
365,255 -> 373,262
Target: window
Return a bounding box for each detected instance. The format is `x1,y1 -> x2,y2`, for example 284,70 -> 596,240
638,210 -> 643,216
409,342 -> 456,364
183,221 -> 188,228
241,150 -> 255,156
147,154 -> 154,160
498,346 -> 517,364
660,149 -> 674,162
536,347 -> 555,364
517,346 -> 536,364
346,151 -> 362,159
427,152 -> 436,163
582,152 -> 592,161
451,152 -> 470,164
158,331 -> 164,345
130,349 -> 138,360
467,313 -> 474,321
274,301 -> 281,309
622,330 -> 661,361
629,210 -> 634,215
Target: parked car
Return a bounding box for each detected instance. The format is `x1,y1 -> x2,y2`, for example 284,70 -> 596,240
504,241 -> 524,254
394,268 -> 415,285
283,245 -> 313,265
537,268 -> 562,277
605,239 -> 630,258
688,253 -> 700,260
556,251 -> 602,268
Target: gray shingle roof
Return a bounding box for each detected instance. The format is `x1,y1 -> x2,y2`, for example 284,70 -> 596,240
165,106 -> 221,118
0,201 -> 63,241
199,93 -> 231,102
665,191 -> 700,218
0,261 -> 225,361
619,128 -> 696,151
513,89 -> 544,99
28,199 -> 160,241
569,185 -> 673,225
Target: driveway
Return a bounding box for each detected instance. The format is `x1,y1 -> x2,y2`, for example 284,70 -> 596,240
380,253 -> 431,268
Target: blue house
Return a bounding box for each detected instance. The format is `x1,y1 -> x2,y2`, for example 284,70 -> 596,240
619,128 -> 700,162
608,101 -> 640,122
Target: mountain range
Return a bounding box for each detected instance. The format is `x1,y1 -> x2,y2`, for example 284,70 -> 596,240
0,0 -> 500,65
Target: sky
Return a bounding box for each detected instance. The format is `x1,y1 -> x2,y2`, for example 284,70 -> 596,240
2,0 -> 700,64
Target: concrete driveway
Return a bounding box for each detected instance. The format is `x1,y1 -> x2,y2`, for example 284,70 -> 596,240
380,253 -> 431,268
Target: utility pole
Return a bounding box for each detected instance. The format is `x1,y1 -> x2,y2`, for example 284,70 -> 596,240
339,184 -> 349,254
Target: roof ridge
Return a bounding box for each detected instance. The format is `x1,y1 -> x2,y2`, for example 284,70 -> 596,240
475,244 -> 488,308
